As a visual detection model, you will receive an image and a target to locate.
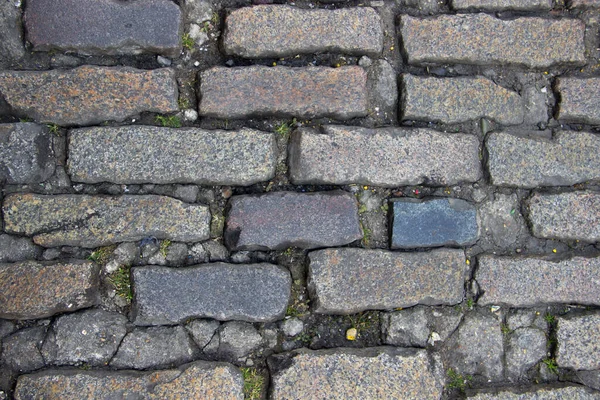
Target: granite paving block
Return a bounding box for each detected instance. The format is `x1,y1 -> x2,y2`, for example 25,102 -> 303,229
223,5 -> 382,58
24,0 -> 182,56
452,0 -> 552,10
225,191 -> 362,251
199,66 -> 367,120
132,263 -> 291,325
391,198 -> 478,248
556,314 -> 600,370
2,193 -> 210,248
527,191 -> 600,242
110,326 -> 197,369
487,131 -> 600,188
477,255 -> 600,306
0,0 -> 25,67
14,361 -> 244,399
0,123 -> 55,184
68,126 -> 276,185
269,347 -> 443,400
468,385 -> 600,399
289,125 -> 481,187
401,75 -> 524,125
0,234 -> 41,263
570,0 -> 600,7
308,248 -> 467,314
443,311 -> 504,382
42,309 -> 127,367
505,328 -> 547,380
0,260 -> 99,320
1,327 -> 46,372
400,14 -> 585,68
0,66 -> 178,126
556,78 -> 600,124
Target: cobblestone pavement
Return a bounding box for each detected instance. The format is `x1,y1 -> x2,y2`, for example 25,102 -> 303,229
1,0 -> 599,399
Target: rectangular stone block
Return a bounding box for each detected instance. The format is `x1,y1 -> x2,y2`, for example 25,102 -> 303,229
24,0 -> 182,57
288,125 -> 482,187
0,123 -> 55,184
452,0 -> 552,11
308,248 -> 467,314
225,191 -> 362,251
0,260 -> 99,320
68,126 -> 276,185
527,191 -> 600,242
14,361 -> 244,400
269,348 -> 443,400
0,66 -> 178,126
223,5 -> 382,58
487,131 -> 600,188
468,385 -> 600,399
477,255 -> 600,307
557,314 -> 600,370
0,0 -> 25,67
199,66 -> 367,120
556,78 -> 600,124
401,74 -> 524,125
570,0 -> 600,8
3,193 -> 210,248
391,198 -> 478,249
400,14 -> 585,68
132,263 -> 291,325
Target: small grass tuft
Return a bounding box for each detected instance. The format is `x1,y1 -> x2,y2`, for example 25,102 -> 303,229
466,298 -> 475,309
241,368 -> 263,400
182,33 -> 194,51
87,245 -> 116,265
46,123 -> 60,135
501,323 -> 512,335
544,313 -> 556,324
108,265 -> 133,301
543,358 -> 559,374
155,115 -> 181,128
360,222 -> 372,246
447,368 -> 472,392
275,119 -> 296,137
159,240 -> 171,257
178,98 -> 190,109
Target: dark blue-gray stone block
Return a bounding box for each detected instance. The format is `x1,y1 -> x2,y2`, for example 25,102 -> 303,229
391,198 -> 478,249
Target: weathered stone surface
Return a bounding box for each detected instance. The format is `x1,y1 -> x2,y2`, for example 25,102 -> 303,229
401,75 -> 524,125
289,125 -> 481,187
199,66 -> 367,120
308,248 -> 467,314
14,361 -> 244,399
443,311 -> 504,382
0,123 -> 55,184
527,192 -> 600,242
487,132 -> 600,188
282,318 -> 304,337
224,5 -> 382,58
556,314 -> 600,370
477,255 -> 600,307
24,0 -> 182,56
366,59 -> 398,123
269,347 -> 444,400
212,321 -> 263,361
578,371 -> 600,391
400,14 -> 586,68
477,194 -> 526,249
0,234 -> 41,263
110,326 -> 197,369
42,309 -> 127,366
468,385 -> 600,399
68,126 -> 276,185
0,0 -> 25,67
3,193 -> 210,248
0,260 -> 99,320
225,191 -> 361,251
570,0 -> 600,7
506,328 -> 547,380
556,78 -> 600,124
382,307 -> 429,347
452,0 -> 552,10
186,319 -> 220,349
0,66 -> 178,126
132,263 -> 291,325
391,198 -> 478,249
1,327 -> 46,372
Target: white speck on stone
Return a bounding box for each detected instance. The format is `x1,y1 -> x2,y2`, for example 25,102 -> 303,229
82,330 -> 87,335
157,56 -> 172,67
188,24 -> 209,46
490,305 -> 501,313
194,61 -> 200,67
184,109 -> 199,121
428,332 -> 441,346
541,87 -> 547,93
282,318 -> 304,337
